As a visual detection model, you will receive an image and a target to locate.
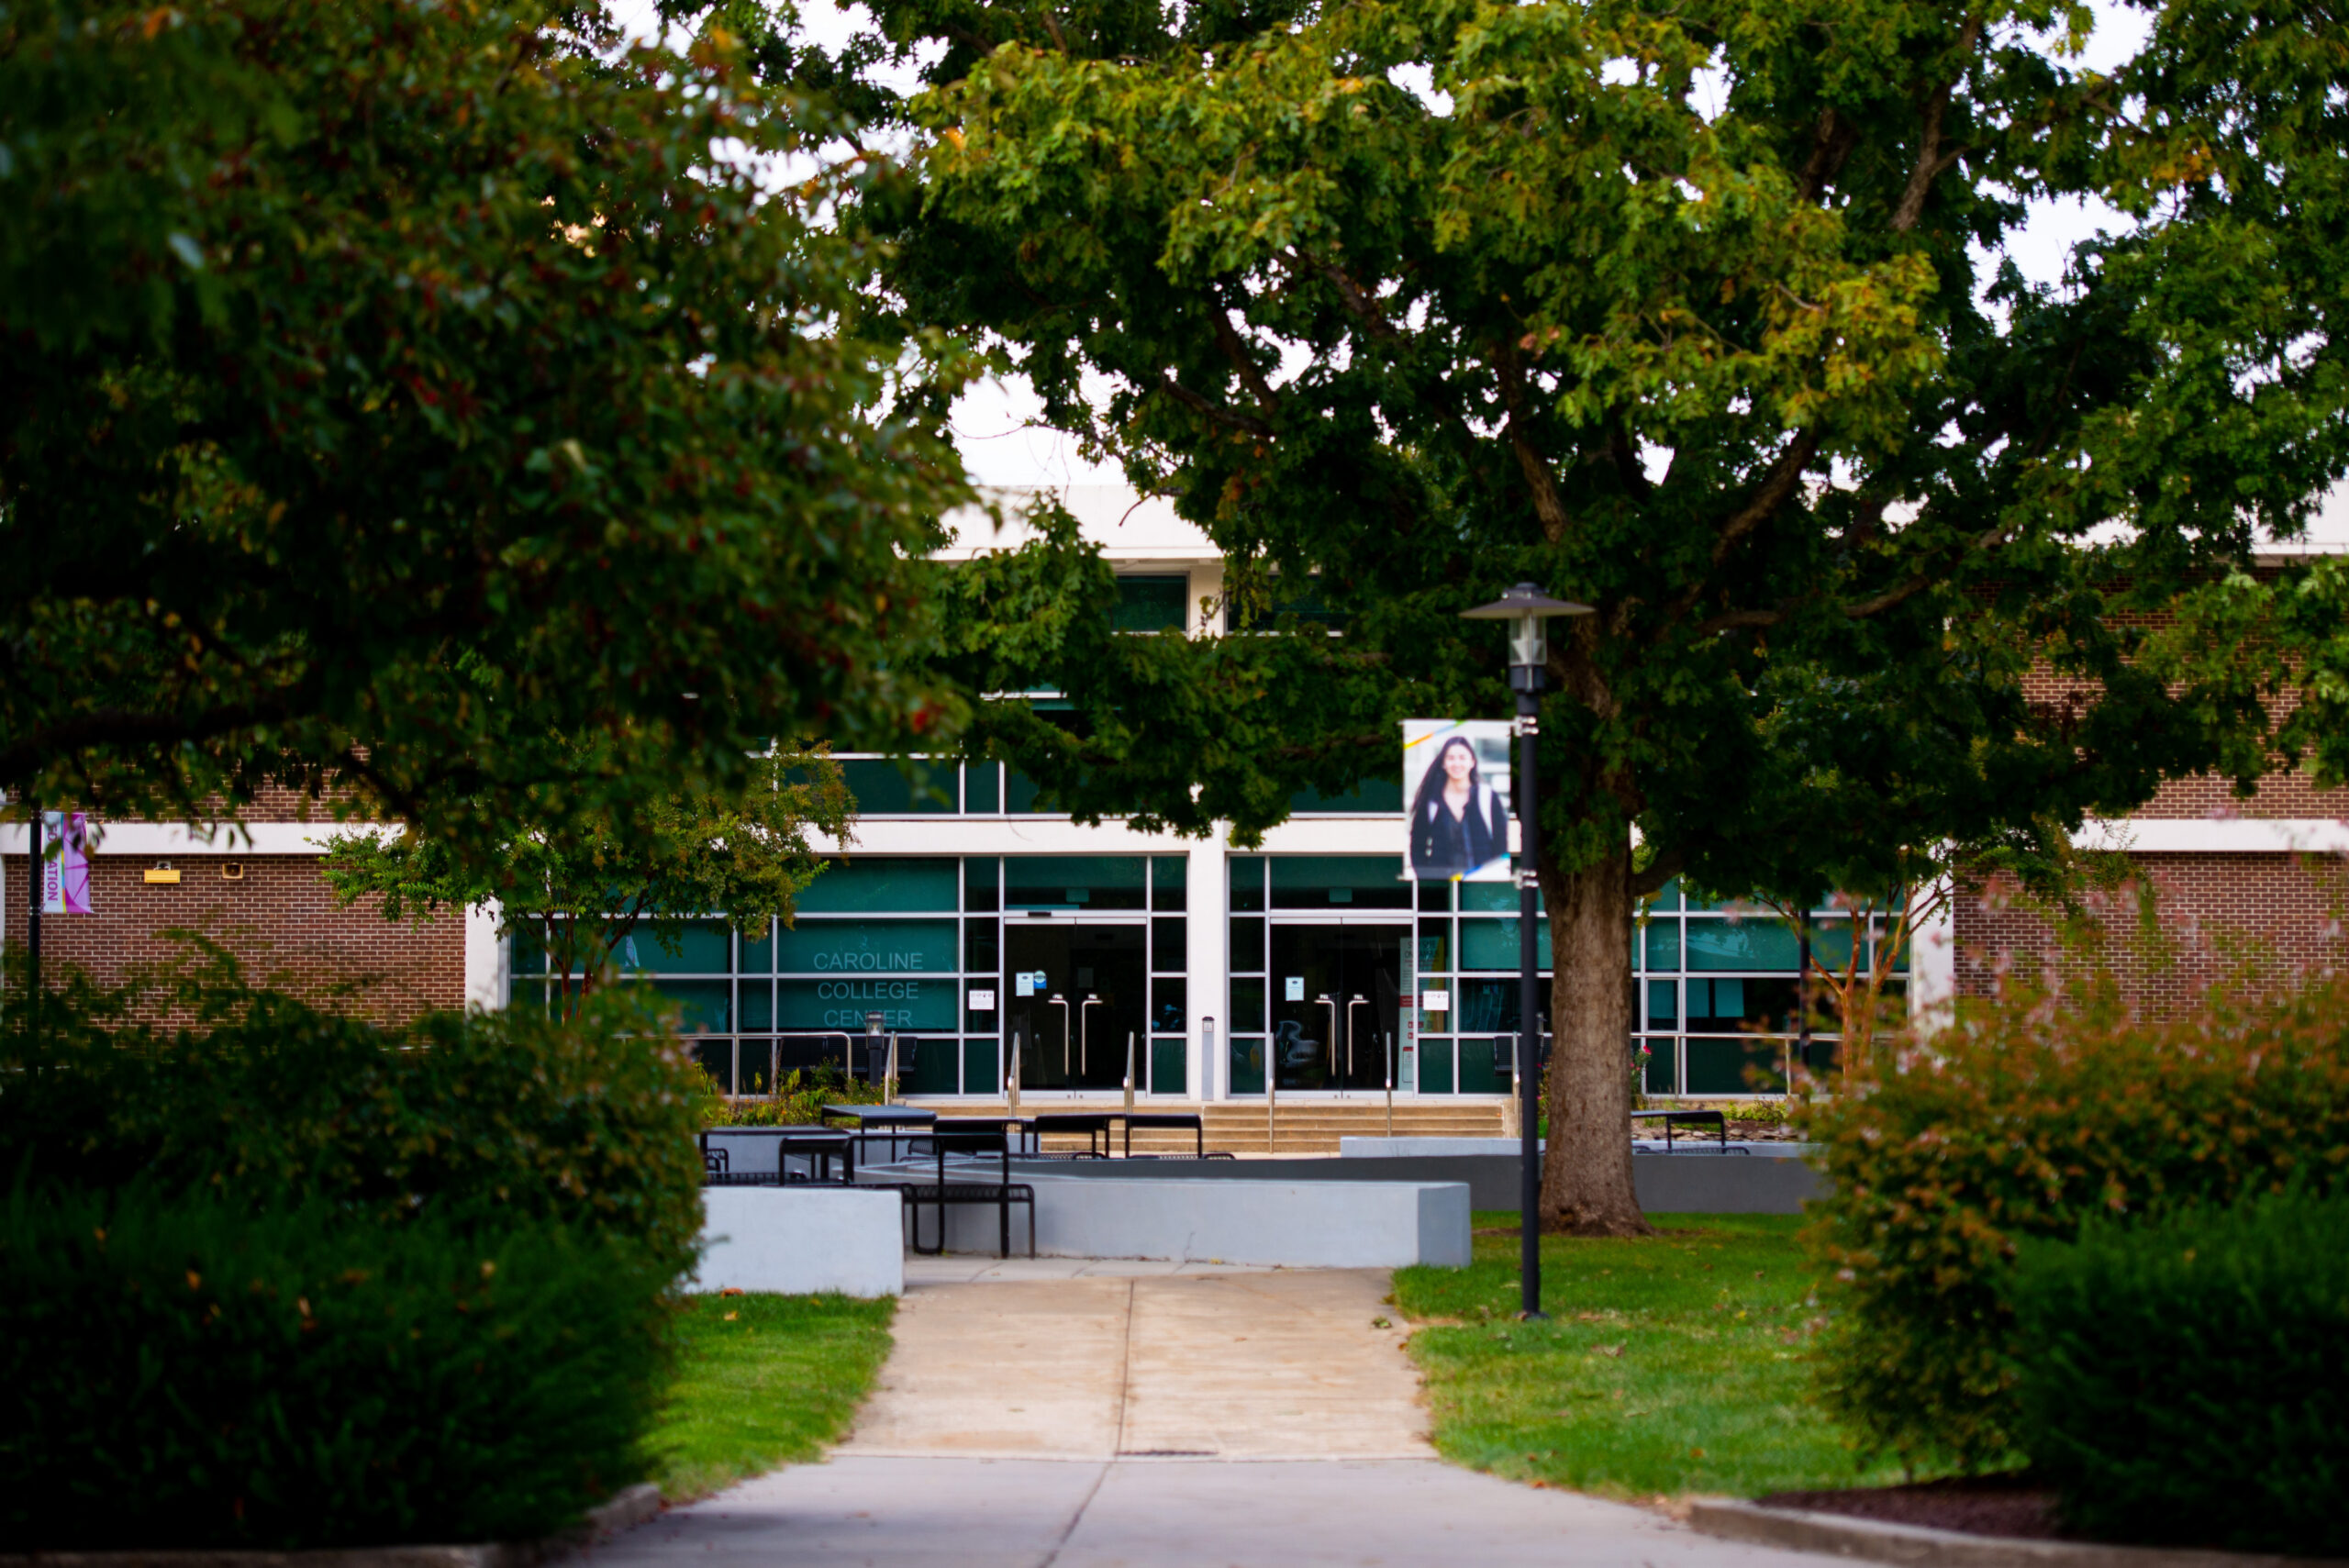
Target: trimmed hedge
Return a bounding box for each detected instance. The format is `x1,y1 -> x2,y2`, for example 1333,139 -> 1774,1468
1800,977 -> 2349,1469
0,958 -> 706,1277
0,1184 -> 673,1550
2013,1191 -> 2349,1555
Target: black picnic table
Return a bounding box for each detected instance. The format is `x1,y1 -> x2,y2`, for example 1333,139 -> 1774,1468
1631,1108 -> 1743,1153
697,1126 -> 858,1185
1024,1112 -> 1115,1158
820,1104 -> 940,1162
1115,1112 -> 1210,1159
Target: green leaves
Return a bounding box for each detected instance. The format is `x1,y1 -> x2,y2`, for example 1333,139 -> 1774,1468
0,0 -> 974,863
321,739 -> 855,990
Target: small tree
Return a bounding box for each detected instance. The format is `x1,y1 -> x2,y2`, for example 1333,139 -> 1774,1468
324,743 -> 853,1017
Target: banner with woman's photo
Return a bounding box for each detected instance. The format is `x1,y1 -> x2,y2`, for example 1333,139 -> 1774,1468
1401,720 -> 1513,882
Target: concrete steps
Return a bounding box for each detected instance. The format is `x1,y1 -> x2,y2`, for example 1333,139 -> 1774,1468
909,1099 -> 1508,1156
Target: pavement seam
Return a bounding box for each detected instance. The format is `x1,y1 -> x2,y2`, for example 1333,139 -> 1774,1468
1110,1278 -> 1138,1457
1031,1462 -> 1113,1568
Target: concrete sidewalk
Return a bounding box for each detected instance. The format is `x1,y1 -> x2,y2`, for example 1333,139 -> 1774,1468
591,1455 -> 1845,1567
586,1262 -> 1846,1567
847,1270 -> 1427,1460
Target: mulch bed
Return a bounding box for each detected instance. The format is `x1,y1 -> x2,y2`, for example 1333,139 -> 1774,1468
1756,1475 -> 2066,1540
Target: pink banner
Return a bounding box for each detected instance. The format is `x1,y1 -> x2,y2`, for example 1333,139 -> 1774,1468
41,811 -> 93,915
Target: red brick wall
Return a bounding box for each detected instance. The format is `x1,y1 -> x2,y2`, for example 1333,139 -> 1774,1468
6,853 -> 462,1025
1954,851 -> 2349,1018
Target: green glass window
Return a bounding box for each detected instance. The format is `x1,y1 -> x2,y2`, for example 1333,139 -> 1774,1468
775,918 -> 958,976
1151,854 -> 1187,910
1642,917 -> 1681,970
1286,776 -> 1406,814
965,762 -> 1001,813
1151,917 -> 1186,969
739,923 -> 775,974
1113,573 -> 1190,632
1229,855 -> 1265,913
1003,855 -> 1148,910
618,920 -> 730,973
1230,917 -> 1264,973
964,856 -> 999,914
1685,917 -> 1801,972
837,757 -> 954,815
1230,1037 -> 1266,1095
1152,976 -> 1187,1033
1460,882 -> 1542,914
1646,979 -> 1678,1027
796,858 -> 960,914
777,976 -> 960,1033
1268,855 -> 1411,909
1416,918 -> 1451,974
1006,765 -> 1050,814
1459,917 -> 1553,972
1230,976 -> 1266,1033
1808,918 -> 1856,973
651,980 -> 731,1032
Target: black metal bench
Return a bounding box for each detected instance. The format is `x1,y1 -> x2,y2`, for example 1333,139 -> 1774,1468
698,1127 -> 858,1185
1116,1111 -> 1230,1160
1026,1112 -> 1115,1159
896,1128 -> 1036,1259
1631,1108 -> 1742,1153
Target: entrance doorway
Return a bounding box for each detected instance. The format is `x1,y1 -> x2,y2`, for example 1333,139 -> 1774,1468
1266,923 -> 1408,1093
1003,920 -> 1149,1093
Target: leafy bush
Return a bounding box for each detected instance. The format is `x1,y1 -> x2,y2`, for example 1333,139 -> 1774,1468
1799,976 -> 2349,1470
696,1063 -> 884,1127
0,1183 -> 672,1550
2012,1191 -> 2349,1555
0,954 -> 707,1276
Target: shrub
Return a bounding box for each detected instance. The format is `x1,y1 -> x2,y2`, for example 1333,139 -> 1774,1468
1798,976 -> 2349,1470
0,1182 -> 673,1550
2012,1191 -> 2349,1555
0,954 -> 706,1276
696,1063 -> 884,1127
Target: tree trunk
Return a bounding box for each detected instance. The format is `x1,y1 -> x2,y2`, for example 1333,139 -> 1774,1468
1538,845 -> 1652,1236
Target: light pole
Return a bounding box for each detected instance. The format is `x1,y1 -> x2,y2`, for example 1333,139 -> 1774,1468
1464,583 -> 1593,1321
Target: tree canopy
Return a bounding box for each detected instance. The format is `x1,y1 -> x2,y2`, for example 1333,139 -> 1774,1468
0,0 -> 974,852
795,0 -> 2348,1229
322,740 -> 853,1012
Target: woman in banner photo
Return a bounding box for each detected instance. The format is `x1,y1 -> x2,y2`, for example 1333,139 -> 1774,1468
1408,734 -> 1508,880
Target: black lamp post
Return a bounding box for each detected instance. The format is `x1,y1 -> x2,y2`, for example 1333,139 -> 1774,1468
1463,583 -> 1593,1320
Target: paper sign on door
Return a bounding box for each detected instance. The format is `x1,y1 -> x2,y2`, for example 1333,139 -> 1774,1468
969,990 -> 996,1011
1284,976 -> 1304,1002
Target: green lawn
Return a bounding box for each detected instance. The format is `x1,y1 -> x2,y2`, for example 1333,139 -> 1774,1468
650,1293 -> 896,1502
1392,1213 -> 1901,1501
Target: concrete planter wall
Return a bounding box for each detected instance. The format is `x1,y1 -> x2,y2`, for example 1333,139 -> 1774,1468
893,1172 -> 1473,1268
695,1187 -> 904,1297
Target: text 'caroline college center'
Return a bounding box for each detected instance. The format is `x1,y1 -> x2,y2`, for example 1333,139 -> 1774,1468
11,485 -> 2348,1122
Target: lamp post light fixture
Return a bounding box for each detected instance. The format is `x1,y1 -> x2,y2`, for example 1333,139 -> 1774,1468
1463,583 -> 1594,1320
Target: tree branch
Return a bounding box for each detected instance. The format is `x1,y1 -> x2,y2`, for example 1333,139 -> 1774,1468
1495,339 -> 1570,543
1210,310 -> 1282,422
1152,372 -> 1272,439
1890,18 -> 1981,234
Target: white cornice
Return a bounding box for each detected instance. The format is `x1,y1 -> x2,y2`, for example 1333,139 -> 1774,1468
0,822 -> 397,856
2074,817 -> 2349,854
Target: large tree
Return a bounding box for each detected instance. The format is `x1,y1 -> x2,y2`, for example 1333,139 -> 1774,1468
814,0 -> 2343,1231
0,0 -> 974,855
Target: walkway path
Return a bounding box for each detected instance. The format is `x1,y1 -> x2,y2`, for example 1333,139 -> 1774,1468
847,1267 -> 1427,1460
588,1258 -> 1844,1568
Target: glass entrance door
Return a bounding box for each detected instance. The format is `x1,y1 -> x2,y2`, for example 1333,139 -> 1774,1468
1003,921 -> 1149,1093
1267,923 -> 1408,1093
